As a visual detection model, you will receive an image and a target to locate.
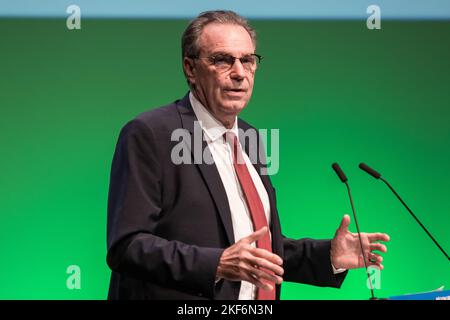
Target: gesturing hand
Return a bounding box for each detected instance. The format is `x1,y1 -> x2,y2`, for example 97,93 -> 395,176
331,215 -> 390,270
216,227 -> 284,291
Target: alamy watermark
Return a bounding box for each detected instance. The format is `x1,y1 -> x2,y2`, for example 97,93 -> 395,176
66,5 -> 81,30
367,265 -> 381,290
66,265 -> 81,290
170,121 -> 279,176
367,5 -> 381,30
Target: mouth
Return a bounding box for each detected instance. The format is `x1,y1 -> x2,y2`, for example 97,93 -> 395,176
224,88 -> 247,96
225,87 -> 246,92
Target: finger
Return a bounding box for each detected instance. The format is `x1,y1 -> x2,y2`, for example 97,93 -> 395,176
370,243 -> 387,253
248,275 -> 275,291
337,214 -> 351,232
367,233 -> 390,242
250,256 -> 284,276
241,260 -> 282,285
368,252 -> 383,264
247,273 -> 273,291
242,227 -> 268,244
250,267 -> 283,285
369,262 -> 384,271
250,247 -> 283,266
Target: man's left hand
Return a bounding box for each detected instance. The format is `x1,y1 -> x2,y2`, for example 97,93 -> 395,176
330,214 -> 390,270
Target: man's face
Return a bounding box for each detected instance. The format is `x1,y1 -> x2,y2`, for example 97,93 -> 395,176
185,23 -> 256,125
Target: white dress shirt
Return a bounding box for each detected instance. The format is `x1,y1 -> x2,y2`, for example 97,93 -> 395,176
189,92 -> 345,299
190,92 -> 270,300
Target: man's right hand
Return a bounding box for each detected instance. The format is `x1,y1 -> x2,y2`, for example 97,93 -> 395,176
216,227 -> 284,291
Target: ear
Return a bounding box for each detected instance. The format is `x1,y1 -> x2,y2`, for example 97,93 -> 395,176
183,57 -> 196,86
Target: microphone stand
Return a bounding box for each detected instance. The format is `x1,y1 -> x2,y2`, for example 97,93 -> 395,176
380,177 -> 449,261
344,182 -> 379,300
332,163 -> 382,300
359,163 -> 449,262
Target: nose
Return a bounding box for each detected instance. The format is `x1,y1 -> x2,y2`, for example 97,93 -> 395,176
229,59 -> 245,81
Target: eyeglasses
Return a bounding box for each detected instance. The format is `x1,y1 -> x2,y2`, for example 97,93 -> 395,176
191,53 -> 263,73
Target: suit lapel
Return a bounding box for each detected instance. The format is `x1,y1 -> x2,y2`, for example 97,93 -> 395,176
176,94 -> 235,245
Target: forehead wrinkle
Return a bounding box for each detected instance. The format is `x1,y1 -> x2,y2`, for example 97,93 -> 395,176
202,44 -> 255,57
198,24 -> 254,55
209,49 -> 255,57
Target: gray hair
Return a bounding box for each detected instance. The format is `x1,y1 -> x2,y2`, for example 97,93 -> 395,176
182,10 -> 257,59
181,10 -> 257,86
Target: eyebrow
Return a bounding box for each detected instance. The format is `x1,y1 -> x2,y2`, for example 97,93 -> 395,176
209,51 -> 255,57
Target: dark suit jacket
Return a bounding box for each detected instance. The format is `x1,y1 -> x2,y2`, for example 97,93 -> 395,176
106,93 -> 346,300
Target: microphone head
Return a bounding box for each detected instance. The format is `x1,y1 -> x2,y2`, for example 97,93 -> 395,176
332,162 -> 348,183
359,163 -> 381,179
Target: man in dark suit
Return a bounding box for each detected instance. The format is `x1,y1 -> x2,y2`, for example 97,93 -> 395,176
106,10 -> 390,300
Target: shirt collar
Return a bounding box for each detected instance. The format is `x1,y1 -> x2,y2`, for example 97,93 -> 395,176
189,91 -> 239,142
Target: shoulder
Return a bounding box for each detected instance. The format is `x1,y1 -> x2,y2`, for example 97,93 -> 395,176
134,99 -> 182,130
121,97 -> 185,135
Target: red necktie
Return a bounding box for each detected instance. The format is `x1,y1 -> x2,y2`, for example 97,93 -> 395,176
225,131 -> 276,300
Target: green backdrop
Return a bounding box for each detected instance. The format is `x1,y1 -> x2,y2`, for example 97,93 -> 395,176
0,18 -> 449,299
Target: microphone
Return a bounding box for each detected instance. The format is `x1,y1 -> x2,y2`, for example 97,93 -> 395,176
359,163 -> 450,261
332,163 -> 378,300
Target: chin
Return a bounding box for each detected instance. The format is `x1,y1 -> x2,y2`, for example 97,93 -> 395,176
224,100 -> 248,111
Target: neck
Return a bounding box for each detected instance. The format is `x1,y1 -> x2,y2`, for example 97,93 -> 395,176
220,117 -> 235,129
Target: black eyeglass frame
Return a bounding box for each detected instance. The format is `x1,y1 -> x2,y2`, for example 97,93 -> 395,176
188,53 -> 263,71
